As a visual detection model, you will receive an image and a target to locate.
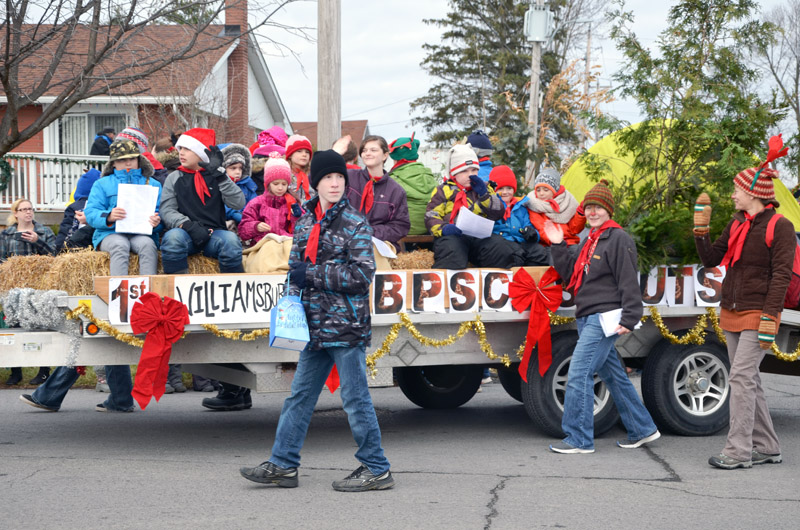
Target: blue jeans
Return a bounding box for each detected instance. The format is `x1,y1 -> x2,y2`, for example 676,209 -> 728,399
269,345 -> 390,474
31,365 -> 134,411
561,314 -> 657,450
160,227 -> 244,273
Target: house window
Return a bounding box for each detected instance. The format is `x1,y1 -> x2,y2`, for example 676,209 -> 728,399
55,114 -> 128,155
90,115 -> 128,141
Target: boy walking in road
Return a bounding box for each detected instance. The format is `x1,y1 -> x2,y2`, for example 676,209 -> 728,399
239,150 -> 394,492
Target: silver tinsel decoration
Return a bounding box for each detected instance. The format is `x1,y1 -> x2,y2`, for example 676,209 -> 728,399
0,288 -> 82,368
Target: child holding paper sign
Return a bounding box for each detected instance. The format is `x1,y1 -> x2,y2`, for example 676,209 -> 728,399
545,179 -> 659,454
425,144 -> 522,269
84,139 -> 162,276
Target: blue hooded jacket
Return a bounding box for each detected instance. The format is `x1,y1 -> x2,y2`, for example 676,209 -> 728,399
74,168 -> 101,200
85,167 -> 163,248
225,176 -> 258,223
492,195 -> 537,244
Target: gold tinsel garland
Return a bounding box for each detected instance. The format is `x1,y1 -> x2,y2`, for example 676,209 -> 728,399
65,302 -> 800,363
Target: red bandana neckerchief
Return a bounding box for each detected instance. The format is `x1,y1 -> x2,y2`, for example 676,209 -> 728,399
503,197 -> 520,220
479,156 -> 491,163
179,165 -> 211,205
567,220 -> 622,293
391,159 -> 414,171
283,193 -> 298,221
721,205 -> 773,268
359,173 -> 383,214
295,170 -> 310,198
450,180 -> 470,224
303,201 -> 325,264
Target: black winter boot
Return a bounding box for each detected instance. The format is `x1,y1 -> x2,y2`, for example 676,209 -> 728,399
5,367 -> 23,385
202,383 -> 247,411
29,367 -> 50,385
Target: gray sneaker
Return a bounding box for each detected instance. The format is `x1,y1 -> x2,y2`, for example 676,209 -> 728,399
617,430 -> 661,449
752,450 -> 782,465
332,465 -> 395,492
549,441 -> 594,454
164,382 -> 175,394
240,461 -> 298,488
708,453 -> 752,470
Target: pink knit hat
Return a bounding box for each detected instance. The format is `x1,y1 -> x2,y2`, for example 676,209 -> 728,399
285,134 -> 313,160
263,153 -> 292,187
254,144 -> 286,158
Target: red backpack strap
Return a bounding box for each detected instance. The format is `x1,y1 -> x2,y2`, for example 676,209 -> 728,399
765,213 -> 783,248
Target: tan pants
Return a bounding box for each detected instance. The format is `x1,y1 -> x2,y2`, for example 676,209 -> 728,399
722,330 -> 781,460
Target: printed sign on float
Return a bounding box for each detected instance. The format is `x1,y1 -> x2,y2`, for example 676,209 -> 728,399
109,277 -> 150,325
173,275 -> 286,324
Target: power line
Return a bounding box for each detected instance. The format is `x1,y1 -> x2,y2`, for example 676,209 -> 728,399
342,94 -> 425,119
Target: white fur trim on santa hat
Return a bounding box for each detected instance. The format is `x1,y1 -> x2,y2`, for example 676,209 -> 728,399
176,132 -> 210,164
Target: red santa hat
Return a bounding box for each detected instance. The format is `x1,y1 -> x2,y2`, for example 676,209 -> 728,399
175,128 -> 216,164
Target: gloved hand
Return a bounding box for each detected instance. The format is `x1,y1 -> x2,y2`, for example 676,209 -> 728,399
289,261 -> 308,290
520,225 -> 540,242
758,314 -> 777,350
441,224 -> 462,237
487,180 -> 497,191
469,174 -> 488,197
182,221 -> 211,248
199,145 -> 226,180
291,203 -> 303,218
693,193 -> 712,236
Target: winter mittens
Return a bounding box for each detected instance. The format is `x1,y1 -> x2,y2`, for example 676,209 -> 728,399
758,313 -> 777,350
693,193 -> 712,236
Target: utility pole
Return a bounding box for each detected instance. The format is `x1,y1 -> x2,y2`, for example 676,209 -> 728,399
579,23 -> 592,149
523,0 -> 551,187
317,0 -> 341,150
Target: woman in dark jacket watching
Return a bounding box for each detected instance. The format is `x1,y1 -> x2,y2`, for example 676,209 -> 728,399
0,198 -> 57,385
693,141 -> 794,470
544,180 -> 660,454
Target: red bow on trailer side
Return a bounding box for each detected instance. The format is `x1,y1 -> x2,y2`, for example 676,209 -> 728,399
130,292 -> 190,410
509,267 -> 563,381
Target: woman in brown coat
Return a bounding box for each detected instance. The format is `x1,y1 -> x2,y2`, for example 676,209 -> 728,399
693,141 -> 795,469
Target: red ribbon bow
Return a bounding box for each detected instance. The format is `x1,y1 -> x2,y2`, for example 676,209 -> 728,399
130,292 -> 190,410
509,267 -> 563,381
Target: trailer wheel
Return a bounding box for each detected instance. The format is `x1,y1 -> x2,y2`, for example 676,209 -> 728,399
496,364 -> 523,402
521,332 -> 620,438
642,341 -> 730,436
396,365 -> 484,409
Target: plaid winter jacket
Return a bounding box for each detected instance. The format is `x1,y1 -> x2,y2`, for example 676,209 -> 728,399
288,196 -> 375,349
424,180 -> 505,237
0,221 -> 57,261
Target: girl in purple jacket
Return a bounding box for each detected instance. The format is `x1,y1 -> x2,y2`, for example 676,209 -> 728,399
238,155 -> 302,246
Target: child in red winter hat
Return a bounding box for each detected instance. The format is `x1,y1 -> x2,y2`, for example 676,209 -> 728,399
285,134 -> 314,202
490,165 -> 548,265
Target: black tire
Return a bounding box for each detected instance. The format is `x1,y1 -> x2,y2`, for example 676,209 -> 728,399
497,364 -> 523,402
642,341 -> 730,436
521,331 -> 621,438
396,365 -> 484,409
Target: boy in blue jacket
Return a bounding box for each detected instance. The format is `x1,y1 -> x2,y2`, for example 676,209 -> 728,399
491,165 -> 548,266
85,140 -> 163,276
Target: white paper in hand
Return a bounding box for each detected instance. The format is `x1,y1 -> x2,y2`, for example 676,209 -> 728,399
454,207 -> 494,239
372,237 -> 397,258
115,183 -> 159,235
598,308 -> 642,337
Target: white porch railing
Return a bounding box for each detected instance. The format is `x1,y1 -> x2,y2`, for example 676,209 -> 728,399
1,153 -> 107,212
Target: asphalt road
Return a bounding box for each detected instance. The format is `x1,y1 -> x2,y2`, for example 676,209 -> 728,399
2,374 -> 800,529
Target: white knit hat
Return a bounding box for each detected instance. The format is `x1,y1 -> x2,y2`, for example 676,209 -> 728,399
448,143 -> 479,178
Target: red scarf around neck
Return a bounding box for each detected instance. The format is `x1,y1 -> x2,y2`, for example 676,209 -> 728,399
295,170 -> 310,198
304,201 -> 325,264
721,206 -> 773,268
567,219 -> 622,293
450,180 -> 470,224
391,159 -> 414,171
179,165 -> 210,205
503,197 -> 520,220
283,193 -> 298,221
359,174 -> 383,214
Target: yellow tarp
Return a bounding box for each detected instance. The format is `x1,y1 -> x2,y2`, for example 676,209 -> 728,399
562,123 -> 800,231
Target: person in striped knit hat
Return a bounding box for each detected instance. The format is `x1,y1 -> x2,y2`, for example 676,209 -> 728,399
694,135 -> 794,470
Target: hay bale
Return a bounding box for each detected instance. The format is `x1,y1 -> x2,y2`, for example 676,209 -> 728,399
186,254 -> 221,274
43,248 -> 110,295
0,255 -> 56,293
391,249 -> 435,270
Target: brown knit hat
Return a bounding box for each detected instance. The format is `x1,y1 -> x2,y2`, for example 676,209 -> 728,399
733,167 -> 779,200
583,179 -> 615,217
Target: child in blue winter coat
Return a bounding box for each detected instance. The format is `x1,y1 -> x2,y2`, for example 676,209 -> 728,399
84,139 -> 163,276
222,143 -> 257,229
491,165 -> 549,266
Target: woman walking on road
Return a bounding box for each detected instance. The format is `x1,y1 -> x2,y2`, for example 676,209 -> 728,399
544,179 -> 660,454
693,138 -> 793,469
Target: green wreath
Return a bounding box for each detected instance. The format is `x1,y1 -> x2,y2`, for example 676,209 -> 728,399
0,158 -> 12,193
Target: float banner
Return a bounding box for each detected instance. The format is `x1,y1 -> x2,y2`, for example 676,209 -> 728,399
411,271 -> 446,313
173,275 -> 285,324
109,277 -> 150,325
447,269 -> 480,312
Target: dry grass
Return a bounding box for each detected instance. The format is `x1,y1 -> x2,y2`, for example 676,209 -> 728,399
391,249 -> 435,270
0,249 -> 222,296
